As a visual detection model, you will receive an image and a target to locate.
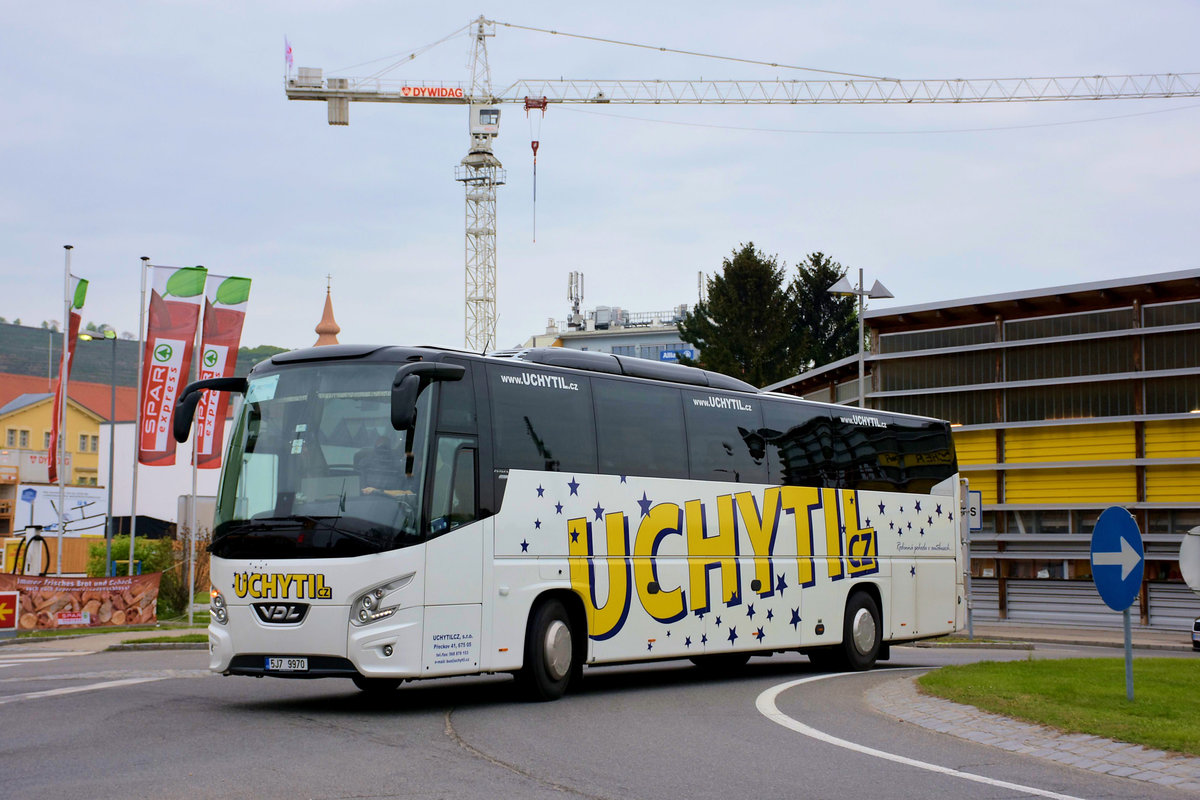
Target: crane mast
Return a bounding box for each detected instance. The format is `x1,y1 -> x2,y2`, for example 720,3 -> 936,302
283,18 -> 1200,352
454,18 -> 504,353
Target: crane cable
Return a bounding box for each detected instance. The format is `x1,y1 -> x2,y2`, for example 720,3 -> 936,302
488,19 -> 896,82
329,21 -> 474,80
525,97 -> 548,242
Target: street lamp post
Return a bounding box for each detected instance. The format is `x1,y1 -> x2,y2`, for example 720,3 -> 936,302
827,268 -> 894,408
80,329 -> 118,577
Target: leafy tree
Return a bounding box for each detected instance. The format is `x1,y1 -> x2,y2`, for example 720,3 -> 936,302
789,252 -> 858,370
677,243 -> 801,387
235,344 -> 287,377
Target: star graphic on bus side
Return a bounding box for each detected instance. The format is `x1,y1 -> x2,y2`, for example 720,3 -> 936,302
878,501 -> 886,515
568,477 -> 580,496
534,519 -> 541,530
746,604 -> 755,620
776,574 -> 788,595
536,485 -> 544,497
637,492 -> 653,517
714,615 -> 722,626
570,528 -> 579,543
753,627 -> 765,642
914,501 -> 922,513
766,609 -> 774,622
935,504 -> 943,517
701,634 -> 708,645
555,502 -> 563,515
684,636 -> 692,648
727,627 -> 738,645
790,608 -> 801,629
593,503 -> 605,521
520,539 -> 529,552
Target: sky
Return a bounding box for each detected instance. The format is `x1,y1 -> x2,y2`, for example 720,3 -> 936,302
3,2 -> 1198,352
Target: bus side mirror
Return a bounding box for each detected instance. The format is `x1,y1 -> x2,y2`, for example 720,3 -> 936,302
173,377 -> 249,443
391,362 -> 465,430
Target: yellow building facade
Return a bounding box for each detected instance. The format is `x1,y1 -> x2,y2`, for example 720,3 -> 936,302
0,394 -> 104,485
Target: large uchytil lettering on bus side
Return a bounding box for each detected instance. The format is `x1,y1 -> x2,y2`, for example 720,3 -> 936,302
498,472 -> 956,646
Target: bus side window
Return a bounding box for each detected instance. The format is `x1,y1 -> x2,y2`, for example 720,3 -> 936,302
593,377 -> 688,479
682,390 -> 767,484
761,399 -> 836,488
429,435 -> 477,537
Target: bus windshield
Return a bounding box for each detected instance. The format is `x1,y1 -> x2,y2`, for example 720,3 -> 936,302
212,362 -> 431,559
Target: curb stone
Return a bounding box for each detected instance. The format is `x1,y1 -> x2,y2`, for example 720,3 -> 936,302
868,675 -> 1200,794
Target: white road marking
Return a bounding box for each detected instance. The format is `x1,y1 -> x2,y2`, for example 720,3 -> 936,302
0,650 -> 84,669
756,671 -> 1086,800
0,675 -> 167,706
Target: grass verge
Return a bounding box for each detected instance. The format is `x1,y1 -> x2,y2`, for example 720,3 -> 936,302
123,633 -> 208,644
918,658 -> 1200,756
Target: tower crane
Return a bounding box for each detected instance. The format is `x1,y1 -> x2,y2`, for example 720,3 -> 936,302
285,15 -> 1200,352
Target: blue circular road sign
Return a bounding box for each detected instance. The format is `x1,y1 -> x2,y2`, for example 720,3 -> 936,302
1090,506 -> 1144,612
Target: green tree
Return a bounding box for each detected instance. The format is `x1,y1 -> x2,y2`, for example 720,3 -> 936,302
677,243 -> 801,387
789,252 -> 858,370
235,344 -> 287,377
87,535 -> 189,618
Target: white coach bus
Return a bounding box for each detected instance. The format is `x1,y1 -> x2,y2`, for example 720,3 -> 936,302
174,345 -> 965,700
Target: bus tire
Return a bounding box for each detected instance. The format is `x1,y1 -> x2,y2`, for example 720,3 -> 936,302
813,591 -> 881,672
352,674 -> 402,693
518,599 -> 577,702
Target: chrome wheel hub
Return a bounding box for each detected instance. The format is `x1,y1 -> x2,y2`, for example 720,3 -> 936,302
544,620 -> 572,681
851,607 -> 876,655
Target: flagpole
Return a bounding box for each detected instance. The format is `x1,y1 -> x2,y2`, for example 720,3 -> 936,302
57,245 -> 72,576
188,266 -> 205,626
130,257 -> 149,576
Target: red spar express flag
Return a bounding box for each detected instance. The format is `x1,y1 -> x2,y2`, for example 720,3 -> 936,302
194,275 -> 251,469
138,266 -> 206,466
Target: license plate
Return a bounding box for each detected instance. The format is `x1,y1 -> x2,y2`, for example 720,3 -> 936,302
265,657 -> 308,672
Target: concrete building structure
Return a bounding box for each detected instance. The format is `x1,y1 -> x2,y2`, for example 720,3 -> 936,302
523,304 -> 699,363
766,269 -> 1200,632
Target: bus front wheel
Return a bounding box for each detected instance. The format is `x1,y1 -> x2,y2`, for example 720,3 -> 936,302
518,599 -> 578,702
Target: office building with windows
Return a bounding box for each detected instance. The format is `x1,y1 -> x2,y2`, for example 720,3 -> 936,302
522,304 -> 699,364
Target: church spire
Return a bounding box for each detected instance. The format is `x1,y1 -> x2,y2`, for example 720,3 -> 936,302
314,274 -> 340,346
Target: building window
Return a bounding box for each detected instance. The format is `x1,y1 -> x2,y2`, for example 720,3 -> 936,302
611,345 -> 637,357
5,429 -> 14,447
44,431 -> 52,449
18,430 -> 28,448
79,434 -> 88,452
91,435 -> 99,452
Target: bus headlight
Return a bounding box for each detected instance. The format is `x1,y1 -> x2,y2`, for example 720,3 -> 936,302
211,587 -> 229,625
351,587 -> 398,626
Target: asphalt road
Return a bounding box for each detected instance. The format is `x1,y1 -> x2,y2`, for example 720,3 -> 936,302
0,642 -> 1195,799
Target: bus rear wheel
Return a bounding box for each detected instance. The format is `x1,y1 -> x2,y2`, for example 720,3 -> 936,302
518,599 -> 578,702
809,591 -> 881,672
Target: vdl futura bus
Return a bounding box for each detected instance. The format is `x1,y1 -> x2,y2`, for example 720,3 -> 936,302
174,344 -> 966,701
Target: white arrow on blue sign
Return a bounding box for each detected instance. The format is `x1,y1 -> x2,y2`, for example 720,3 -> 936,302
1090,506 -> 1144,612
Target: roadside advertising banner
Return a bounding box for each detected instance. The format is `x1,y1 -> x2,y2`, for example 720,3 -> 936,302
48,277 -> 88,484
0,573 -> 161,630
0,591 -> 17,632
138,266 -> 207,466
194,275 -> 252,469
